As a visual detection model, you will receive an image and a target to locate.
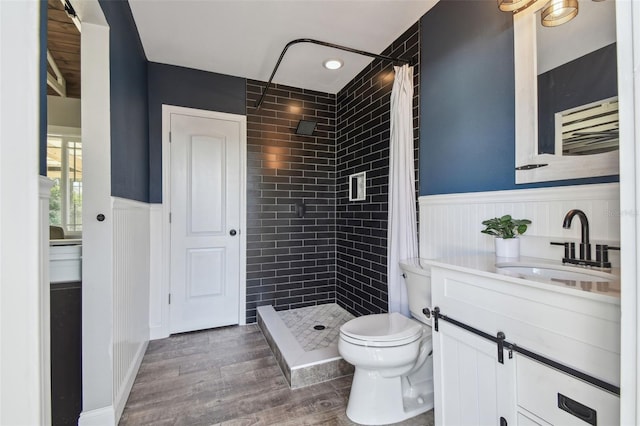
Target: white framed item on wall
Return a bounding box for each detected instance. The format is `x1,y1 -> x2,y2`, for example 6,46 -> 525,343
349,171 -> 366,201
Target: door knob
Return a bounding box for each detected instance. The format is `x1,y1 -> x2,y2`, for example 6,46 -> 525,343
229,229 -> 237,236
97,214 -> 105,222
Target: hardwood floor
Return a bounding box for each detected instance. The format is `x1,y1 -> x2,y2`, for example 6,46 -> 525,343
120,324 -> 434,426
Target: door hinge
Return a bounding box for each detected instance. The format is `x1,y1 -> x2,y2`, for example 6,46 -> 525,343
168,293 -> 171,304
169,131 -> 172,142
169,212 -> 172,223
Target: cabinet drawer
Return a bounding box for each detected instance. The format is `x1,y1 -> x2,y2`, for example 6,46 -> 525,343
516,355 -> 619,426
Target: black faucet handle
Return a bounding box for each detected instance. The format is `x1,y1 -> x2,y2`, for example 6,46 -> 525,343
594,244 -> 617,268
595,244 -> 608,263
551,241 -> 576,261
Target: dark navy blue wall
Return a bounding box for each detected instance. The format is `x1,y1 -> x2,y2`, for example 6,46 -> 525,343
40,0 -> 47,176
419,0 -> 617,195
147,62 -> 246,203
99,0 -> 150,202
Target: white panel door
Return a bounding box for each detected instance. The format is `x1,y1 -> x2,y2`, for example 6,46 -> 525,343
170,112 -> 242,333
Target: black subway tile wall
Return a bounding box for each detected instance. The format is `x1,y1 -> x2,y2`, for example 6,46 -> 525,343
245,82 -> 337,323
243,21 -> 420,322
335,23 -> 421,317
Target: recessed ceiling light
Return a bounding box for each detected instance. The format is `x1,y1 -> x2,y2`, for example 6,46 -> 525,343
323,59 -> 343,70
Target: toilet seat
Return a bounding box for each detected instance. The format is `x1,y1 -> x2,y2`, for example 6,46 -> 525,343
340,312 -> 428,347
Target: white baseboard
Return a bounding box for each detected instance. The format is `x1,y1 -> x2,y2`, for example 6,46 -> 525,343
78,405 -> 116,426
150,325 -> 170,341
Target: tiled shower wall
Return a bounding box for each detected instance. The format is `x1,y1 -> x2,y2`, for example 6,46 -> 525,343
245,22 -> 421,322
335,23 -> 421,317
245,82 -> 337,323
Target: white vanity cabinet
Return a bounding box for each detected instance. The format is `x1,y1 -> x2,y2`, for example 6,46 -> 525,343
427,257 -> 620,426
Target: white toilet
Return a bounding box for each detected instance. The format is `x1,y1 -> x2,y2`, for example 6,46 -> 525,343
338,258 -> 434,425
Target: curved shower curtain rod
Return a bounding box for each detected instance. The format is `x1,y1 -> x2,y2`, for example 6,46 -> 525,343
254,38 -> 415,110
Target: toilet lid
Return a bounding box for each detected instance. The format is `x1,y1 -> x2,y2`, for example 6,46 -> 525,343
340,312 -> 424,346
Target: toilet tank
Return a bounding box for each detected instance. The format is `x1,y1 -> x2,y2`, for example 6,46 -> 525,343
399,258 -> 431,325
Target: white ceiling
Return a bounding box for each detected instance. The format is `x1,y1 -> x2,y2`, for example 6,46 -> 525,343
128,0 -> 438,94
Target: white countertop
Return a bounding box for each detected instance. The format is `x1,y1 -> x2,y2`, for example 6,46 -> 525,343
420,253 -> 621,304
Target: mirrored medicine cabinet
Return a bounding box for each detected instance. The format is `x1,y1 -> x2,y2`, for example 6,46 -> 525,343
514,0 -> 619,184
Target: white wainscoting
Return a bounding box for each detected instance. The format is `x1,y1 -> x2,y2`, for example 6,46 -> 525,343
149,203 -> 169,339
112,197 -> 150,421
419,183 -> 620,265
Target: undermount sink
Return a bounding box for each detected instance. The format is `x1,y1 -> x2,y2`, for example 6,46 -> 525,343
495,261 -> 617,283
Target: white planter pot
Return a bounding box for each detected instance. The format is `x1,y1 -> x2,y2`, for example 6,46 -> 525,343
495,238 -> 520,258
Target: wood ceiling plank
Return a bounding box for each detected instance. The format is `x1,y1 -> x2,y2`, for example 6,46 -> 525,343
47,0 -> 81,99
48,19 -> 77,33
47,50 -> 80,65
48,31 -> 80,45
48,0 -> 64,11
48,9 -> 73,23
48,40 -> 80,54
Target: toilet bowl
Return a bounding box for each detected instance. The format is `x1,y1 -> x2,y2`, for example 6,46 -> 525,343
338,258 -> 434,425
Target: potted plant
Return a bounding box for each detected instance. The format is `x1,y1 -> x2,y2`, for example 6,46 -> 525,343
481,215 -> 532,258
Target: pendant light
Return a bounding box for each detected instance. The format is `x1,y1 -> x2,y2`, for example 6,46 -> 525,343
497,0 -> 549,14
541,0 -> 579,27
498,0 -> 579,28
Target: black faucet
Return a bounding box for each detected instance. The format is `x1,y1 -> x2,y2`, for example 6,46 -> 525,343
562,209 -> 591,261
552,209 -> 619,268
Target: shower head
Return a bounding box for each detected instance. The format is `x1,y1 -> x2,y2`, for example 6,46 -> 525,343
295,120 -> 317,136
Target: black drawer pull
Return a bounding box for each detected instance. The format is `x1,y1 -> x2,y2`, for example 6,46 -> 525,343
558,393 -> 597,425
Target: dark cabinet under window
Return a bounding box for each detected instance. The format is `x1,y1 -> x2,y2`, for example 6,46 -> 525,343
51,281 -> 82,426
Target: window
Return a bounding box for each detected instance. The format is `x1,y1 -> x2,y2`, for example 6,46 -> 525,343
47,127 -> 82,235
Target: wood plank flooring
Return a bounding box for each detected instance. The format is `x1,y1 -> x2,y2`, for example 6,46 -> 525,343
120,324 -> 434,426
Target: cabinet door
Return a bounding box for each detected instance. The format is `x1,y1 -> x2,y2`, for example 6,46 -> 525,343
433,321 -> 516,426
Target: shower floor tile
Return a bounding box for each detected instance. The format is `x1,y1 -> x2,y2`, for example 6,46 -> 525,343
277,303 -> 354,352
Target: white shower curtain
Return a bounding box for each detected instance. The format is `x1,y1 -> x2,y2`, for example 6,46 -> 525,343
387,64 -> 418,316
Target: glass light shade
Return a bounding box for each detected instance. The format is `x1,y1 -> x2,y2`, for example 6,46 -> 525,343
323,59 -> 343,70
499,0 -> 549,13
541,0 -> 579,27
498,0 -> 530,12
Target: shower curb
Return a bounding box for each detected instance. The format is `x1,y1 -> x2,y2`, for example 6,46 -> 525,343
257,305 -> 354,389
